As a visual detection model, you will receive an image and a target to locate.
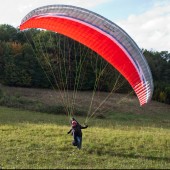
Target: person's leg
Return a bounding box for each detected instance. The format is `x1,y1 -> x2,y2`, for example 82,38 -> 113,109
72,140 -> 77,146
76,136 -> 82,149
72,131 -> 78,146
79,136 -> 82,149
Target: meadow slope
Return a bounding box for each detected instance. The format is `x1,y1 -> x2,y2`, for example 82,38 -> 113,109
0,86 -> 170,169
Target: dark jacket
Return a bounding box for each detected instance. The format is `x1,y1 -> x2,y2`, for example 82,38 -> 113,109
68,124 -> 88,137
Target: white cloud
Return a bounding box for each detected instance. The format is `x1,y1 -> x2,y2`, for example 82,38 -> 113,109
0,0 -> 169,52
117,3 -> 170,52
0,0 -> 110,27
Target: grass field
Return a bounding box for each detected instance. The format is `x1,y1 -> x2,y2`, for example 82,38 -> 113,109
0,100 -> 170,169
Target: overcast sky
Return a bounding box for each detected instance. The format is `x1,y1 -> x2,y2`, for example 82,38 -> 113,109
0,0 -> 170,52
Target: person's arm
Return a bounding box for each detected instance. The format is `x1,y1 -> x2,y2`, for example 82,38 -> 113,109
67,128 -> 72,134
80,124 -> 88,129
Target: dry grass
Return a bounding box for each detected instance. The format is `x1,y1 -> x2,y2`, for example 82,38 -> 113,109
1,84 -> 170,117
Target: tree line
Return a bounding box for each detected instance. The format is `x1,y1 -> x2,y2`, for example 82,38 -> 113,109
0,24 -> 169,104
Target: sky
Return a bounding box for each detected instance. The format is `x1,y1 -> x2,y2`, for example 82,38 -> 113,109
0,0 -> 170,52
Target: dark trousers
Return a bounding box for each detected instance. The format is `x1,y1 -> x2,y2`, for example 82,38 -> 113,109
72,132 -> 82,149
75,136 -> 82,149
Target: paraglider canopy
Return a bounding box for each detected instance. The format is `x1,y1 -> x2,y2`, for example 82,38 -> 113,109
20,4 -> 153,106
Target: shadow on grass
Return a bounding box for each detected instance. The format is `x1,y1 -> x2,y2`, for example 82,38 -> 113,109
89,149 -> 170,162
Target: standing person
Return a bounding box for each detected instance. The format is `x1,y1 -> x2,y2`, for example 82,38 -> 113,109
67,118 -> 88,149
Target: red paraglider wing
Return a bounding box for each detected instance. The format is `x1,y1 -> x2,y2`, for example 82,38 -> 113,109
20,5 -> 153,105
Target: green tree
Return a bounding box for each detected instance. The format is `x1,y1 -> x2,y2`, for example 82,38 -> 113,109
0,24 -> 17,42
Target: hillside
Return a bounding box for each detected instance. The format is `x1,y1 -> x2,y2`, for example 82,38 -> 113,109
1,84 -> 170,116
0,85 -> 170,168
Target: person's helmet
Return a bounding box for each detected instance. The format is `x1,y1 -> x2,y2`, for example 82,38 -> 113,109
72,120 -> 77,127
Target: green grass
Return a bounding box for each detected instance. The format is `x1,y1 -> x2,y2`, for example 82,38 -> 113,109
0,106 -> 170,169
